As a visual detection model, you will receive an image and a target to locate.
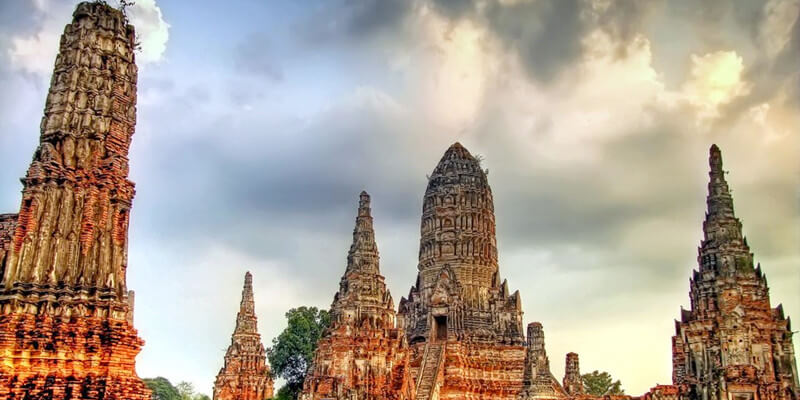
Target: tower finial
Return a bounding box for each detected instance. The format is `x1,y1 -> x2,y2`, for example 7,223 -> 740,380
705,144 -> 735,221
235,271 -> 257,334
346,191 -> 379,273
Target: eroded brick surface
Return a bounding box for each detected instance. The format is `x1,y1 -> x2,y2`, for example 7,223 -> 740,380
0,2 -> 149,399
301,192 -> 415,400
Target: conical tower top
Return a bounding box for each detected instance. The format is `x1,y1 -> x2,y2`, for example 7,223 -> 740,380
234,271 -> 258,334
346,191 -> 379,274
443,142 -> 472,159
699,144 -> 749,268
706,144 -> 735,220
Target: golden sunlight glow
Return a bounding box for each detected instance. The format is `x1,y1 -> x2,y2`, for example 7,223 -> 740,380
682,51 -> 750,121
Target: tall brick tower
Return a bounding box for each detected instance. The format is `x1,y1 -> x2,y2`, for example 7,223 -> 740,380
213,272 -> 274,400
301,192 -> 414,400
0,2 -> 150,399
398,143 -> 527,400
672,145 -> 799,400
563,352 -> 584,397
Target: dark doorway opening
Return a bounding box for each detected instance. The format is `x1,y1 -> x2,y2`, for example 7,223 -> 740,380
434,316 -> 447,342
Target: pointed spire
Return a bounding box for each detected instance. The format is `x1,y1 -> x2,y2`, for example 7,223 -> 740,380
702,144 -> 744,248
345,191 -> 380,273
705,144 -> 735,220
234,271 -> 258,334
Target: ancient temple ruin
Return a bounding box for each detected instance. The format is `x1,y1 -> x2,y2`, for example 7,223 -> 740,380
0,2 -> 149,399
671,145 -> 799,400
300,142 -> 798,400
301,192 -> 415,400
213,272 -> 274,400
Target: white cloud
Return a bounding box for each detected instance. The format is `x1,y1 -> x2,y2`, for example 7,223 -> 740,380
8,0 -> 169,76
125,0 -> 171,64
681,50 -> 751,122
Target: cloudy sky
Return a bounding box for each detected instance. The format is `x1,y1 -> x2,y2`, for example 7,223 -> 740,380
1,0 -> 798,396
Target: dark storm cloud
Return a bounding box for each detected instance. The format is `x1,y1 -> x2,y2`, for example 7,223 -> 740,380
487,111 -> 705,252
429,0 -> 476,20
483,0 -> 585,82
713,3 -> 799,129
128,86 -> 433,294
297,0 -> 412,44
427,0 -> 661,82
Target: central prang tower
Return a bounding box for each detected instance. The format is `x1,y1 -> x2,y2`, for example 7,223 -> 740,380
398,142 -> 524,345
398,143 -> 529,400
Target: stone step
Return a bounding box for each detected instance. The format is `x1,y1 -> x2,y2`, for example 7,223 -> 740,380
416,343 -> 445,400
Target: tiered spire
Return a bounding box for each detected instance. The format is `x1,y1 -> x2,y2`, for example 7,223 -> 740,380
301,192 -> 415,400
214,272 -> 274,400
671,144 -> 799,400
234,271 -> 258,334
701,144 -> 745,255
330,191 -> 394,327
345,191 -> 380,274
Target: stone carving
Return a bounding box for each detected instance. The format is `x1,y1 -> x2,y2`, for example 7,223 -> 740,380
301,192 -> 415,400
0,2 -> 149,399
213,272 -> 274,400
671,145 -> 799,400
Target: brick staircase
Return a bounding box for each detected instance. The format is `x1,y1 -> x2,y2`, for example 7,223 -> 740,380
416,342 -> 445,400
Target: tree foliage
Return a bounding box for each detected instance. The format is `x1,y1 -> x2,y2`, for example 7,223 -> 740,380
267,306 -> 331,399
144,377 -> 180,400
582,370 -> 625,396
142,377 -> 210,400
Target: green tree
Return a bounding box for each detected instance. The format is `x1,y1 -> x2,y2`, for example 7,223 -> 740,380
267,306 -> 331,399
582,370 -> 625,396
175,381 -> 195,400
143,377 -> 180,400
142,378 -> 210,400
